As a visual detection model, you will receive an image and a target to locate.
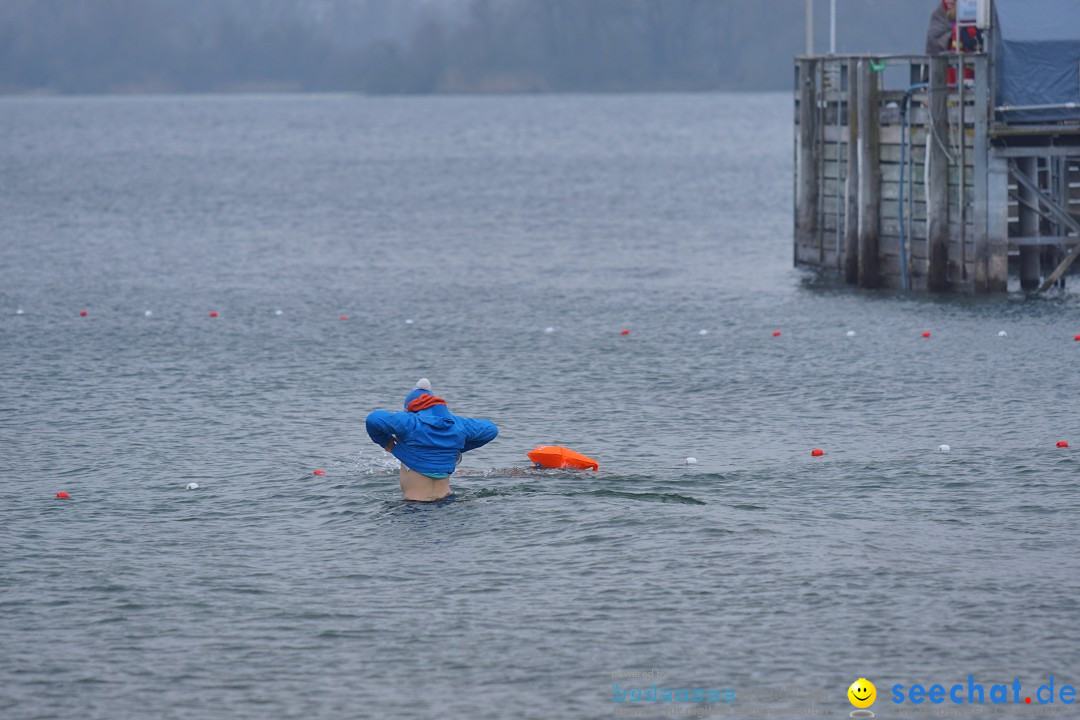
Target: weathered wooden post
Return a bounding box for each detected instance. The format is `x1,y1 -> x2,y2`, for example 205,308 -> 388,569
844,58 -> 860,285
796,58 -> 820,262
856,59 -> 879,288
927,56 -> 950,291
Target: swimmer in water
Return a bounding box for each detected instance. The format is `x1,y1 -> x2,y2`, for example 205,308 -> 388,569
365,378 -> 499,502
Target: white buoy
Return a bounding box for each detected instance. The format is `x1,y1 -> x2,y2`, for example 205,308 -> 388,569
998,330 -> 1007,337
698,329 -> 708,335
545,326 -> 555,334
185,482 -> 200,490
275,309 -> 284,316
405,319 -> 414,324
938,444 -> 951,453
144,310 -> 153,317
846,330 -> 857,337
685,457 -> 698,465
15,308 -> 24,315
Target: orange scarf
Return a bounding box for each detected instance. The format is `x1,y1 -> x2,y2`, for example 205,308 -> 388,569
406,394 -> 447,413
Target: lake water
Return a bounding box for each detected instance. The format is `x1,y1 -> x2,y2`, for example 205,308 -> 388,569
1,93 -> 1078,720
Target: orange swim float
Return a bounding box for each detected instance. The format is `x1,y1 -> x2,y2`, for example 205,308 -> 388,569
527,445 -> 599,471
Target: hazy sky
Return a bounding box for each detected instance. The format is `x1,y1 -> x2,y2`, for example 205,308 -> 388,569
0,0 -> 937,94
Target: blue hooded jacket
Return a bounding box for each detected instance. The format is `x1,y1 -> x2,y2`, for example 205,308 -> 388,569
365,382 -> 498,477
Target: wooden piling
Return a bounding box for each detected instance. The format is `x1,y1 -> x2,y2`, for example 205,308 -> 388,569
844,58 -> 860,285
856,59 -> 879,289
926,57 -> 950,292
796,59 -> 819,260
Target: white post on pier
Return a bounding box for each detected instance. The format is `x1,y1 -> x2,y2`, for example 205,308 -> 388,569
830,0 -> 837,54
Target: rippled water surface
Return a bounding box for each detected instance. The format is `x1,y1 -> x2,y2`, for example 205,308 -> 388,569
2,94 -> 1079,720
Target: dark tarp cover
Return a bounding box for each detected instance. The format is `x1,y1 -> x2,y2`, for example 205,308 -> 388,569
993,0 -> 1080,123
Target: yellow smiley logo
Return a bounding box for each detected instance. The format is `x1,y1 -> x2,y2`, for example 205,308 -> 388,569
848,678 -> 877,709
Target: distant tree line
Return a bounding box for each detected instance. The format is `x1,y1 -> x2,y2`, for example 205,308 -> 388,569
0,0 -> 929,94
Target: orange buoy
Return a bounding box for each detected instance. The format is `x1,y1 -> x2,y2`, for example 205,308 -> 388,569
527,445 -> 599,471
56,491 -> 70,499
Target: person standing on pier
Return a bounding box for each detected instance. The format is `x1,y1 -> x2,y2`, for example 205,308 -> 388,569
925,0 -> 957,55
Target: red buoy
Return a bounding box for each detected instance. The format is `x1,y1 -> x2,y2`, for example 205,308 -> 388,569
1057,440 -> 1069,448
79,310 -> 87,317
338,315 -> 348,321
772,330 -> 781,337
56,491 -> 70,499
313,469 -> 326,476
209,311 -> 219,318
1074,334 -> 1080,341
811,448 -> 824,457
620,329 -> 630,335
922,331 -> 931,338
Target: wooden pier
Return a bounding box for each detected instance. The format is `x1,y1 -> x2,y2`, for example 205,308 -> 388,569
794,53 -> 1080,292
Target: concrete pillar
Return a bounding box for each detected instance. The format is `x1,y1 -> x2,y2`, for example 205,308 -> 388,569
796,58 -> 820,263
856,59 -> 880,288
1018,156 -> 1041,290
844,58 -> 859,284
927,56 -> 950,292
